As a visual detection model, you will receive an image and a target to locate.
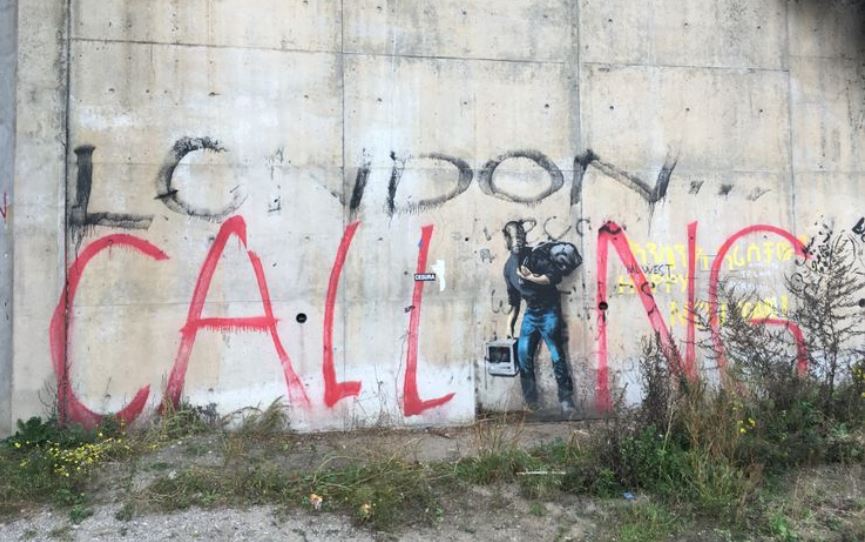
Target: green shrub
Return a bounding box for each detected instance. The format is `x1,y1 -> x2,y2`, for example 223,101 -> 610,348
0,416 -> 131,515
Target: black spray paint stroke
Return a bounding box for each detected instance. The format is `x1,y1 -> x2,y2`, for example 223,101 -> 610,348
543,216 -> 572,241
407,153 -> 473,214
267,193 -> 282,214
574,218 -> 591,237
385,152 -> 473,216
688,180 -> 704,194
570,150 -> 597,205
478,150 -> 565,204
348,159 -> 372,220
69,145 -> 154,237
490,289 -> 505,314
571,148 -> 678,205
599,222 -> 622,235
385,151 -> 404,216
718,184 -> 734,196
479,248 -> 495,263
155,137 -> 246,222
747,187 -> 771,201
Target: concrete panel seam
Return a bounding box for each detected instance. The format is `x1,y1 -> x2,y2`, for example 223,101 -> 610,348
342,50 -> 566,66
70,36 -> 340,56
784,0 -> 798,234
582,60 -> 790,74
71,36 -> 567,66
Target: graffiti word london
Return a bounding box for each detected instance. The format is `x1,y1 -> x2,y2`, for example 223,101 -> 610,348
68,140 -> 679,239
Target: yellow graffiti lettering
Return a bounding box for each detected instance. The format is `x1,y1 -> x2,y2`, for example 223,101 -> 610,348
628,240 -> 647,265
746,244 -> 762,264
762,241 -> 775,263
672,244 -> 686,270
727,245 -> 746,270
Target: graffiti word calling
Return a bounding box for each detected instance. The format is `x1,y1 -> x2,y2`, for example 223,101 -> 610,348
52,216 -> 453,429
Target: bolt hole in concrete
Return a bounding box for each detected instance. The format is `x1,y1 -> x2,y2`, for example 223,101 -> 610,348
296,313 -> 308,324
598,301 -> 609,311
858,299 -> 865,308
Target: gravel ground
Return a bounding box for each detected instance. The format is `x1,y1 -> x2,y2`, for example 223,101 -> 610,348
0,497 -> 598,542
0,505 -> 373,541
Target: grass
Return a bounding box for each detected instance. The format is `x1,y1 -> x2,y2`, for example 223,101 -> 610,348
134,454 -> 444,530
0,404 -> 585,531
614,502 -> 677,542
1,406 -> 864,539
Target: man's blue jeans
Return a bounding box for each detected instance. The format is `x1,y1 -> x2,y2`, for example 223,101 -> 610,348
517,305 -> 574,406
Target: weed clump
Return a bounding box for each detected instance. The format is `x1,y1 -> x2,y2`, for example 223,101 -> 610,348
0,415 -> 128,516
560,228 -> 865,534
0,399 -> 226,519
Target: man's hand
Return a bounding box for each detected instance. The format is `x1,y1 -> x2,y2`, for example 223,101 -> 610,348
518,265 -> 551,285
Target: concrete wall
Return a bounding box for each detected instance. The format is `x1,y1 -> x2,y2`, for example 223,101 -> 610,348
0,0 -> 16,435
10,0 -> 69,432
4,0 -> 865,433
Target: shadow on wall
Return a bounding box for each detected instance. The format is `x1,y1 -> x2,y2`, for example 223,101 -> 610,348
793,0 -> 865,55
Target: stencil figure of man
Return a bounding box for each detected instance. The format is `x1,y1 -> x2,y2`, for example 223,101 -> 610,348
502,220 -> 576,414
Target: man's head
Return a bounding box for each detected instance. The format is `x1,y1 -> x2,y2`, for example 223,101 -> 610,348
502,221 -> 527,255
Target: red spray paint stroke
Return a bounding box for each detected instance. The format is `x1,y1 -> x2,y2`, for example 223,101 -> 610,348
685,221 -> 698,380
596,221 -> 682,412
323,221 -> 362,407
163,216 -> 310,410
50,235 -> 168,428
403,225 -> 455,416
708,225 -> 809,370
751,318 -> 809,377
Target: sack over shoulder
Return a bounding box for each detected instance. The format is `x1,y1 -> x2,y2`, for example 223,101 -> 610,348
526,241 -> 583,277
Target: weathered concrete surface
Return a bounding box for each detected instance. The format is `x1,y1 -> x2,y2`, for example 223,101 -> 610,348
10,0 -> 68,432
3,1 -> 865,433
0,0 -> 16,436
